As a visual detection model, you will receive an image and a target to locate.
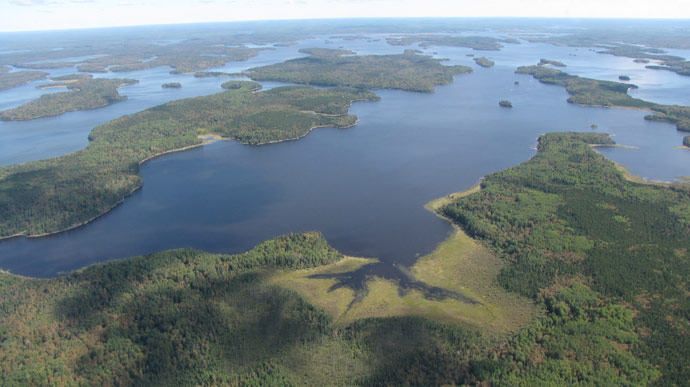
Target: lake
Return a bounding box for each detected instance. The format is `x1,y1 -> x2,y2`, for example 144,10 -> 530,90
0,32 -> 688,279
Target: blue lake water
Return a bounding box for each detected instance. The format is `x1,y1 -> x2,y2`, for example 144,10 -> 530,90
0,33 -> 688,278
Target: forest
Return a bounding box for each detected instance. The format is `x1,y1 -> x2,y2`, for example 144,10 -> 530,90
1,133 -> 684,385
385,34 -> 519,50
244,48 -> 472,92
0,74 -> 138,120
0,70 -> 48,91
473,57 -> 494,67
0,84 -> 378,238
442,132 -> 690,384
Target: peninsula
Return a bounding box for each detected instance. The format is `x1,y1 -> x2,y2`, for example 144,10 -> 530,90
0,83 -> 377,237
516,64 -> 690,132
0,70 -> 48,91
0,74 -> 138,121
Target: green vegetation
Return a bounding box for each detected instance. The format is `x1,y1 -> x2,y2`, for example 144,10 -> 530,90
386,34 -> 518,51
2,133 -> 677,385
243,48 -> 472,92
0,70 -> 48,91
539,58 -> 566,67
13,46 -> 264,75
618,75 -> 630,81
161,82 -> 181,88
634,58 -> 650,63
0,84 -> 377,237
0,74 -> 138,121
473,57 -> 495,67
193,71 -> 234,77
0,233 -> 502,385
499,100 -> 512,108
684,136 -> 690,147
517,64 -> 690,132
442,132 -> 690,384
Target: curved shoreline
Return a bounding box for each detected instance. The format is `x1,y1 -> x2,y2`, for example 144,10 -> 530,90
0,80 -> 138,122
0,120 -> 361,242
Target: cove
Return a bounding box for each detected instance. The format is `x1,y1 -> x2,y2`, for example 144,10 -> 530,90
1,60 -> 687,279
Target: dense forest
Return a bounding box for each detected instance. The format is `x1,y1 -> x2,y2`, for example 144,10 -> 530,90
0,84 -> 378,238
442,132 -> 690,384
244,48 -> 472,92
0,70 -> 48,91
385,34 -> 519,50
473,57 -> 494,67
11,45 -> 263,75
0,74 -> 138,120
517,64 -> 690,132
2,133 -> 685,385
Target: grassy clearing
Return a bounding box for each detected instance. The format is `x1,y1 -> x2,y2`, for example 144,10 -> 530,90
271,184 -> 535,333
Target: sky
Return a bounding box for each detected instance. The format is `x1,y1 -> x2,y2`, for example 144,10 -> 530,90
1,0 -> 690,32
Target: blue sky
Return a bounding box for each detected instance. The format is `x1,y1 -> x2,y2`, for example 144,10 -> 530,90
1,0 -> 689,32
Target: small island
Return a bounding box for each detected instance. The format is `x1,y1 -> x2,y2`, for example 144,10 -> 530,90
619,75 -> 631,81
193,71 -> 234,77
499,100 -> 513,108
514,81 -> 519,85
473,57 -> 495,67
684,136 -> 690,147
161,82 -> 182,88
634,58 -> 650,63
539,58 -> 566,67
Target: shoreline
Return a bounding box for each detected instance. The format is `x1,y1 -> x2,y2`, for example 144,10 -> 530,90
0,80 -> 137,122
0,119 -> 361,242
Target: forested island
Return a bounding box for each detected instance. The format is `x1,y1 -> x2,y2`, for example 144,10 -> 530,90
539,58 -> 566,67
684,136 -> 690,147
473,57 -> 495,67
498,100 -> 512,107
243,48 -> 472,92
516,64 -> 690,132
161,82 -> 181,88
386,34 -> 518,50
0,70 -> 48,91
0,74 -> 138,121
618,75 -> 630,81
0,83 -> 377,237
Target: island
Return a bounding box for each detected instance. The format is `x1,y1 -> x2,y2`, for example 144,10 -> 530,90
516,63 -> 690,132
473,57 -> 495,67
634,58 -> 650,63
539,58 -> 566,67
499,100 -> 512,107
618,75 -> 631,81
684,136 -> 690,147
193,71 -> 234,77
161,82 -> 182,88
0,74 -> 138,121
0,70 -> 48,91
386,34 -> 518,51
0,84 -> 378,238
242,48 -> 473,93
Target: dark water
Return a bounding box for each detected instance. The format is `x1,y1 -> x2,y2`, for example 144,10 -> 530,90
2,60 -> 688,278
0,31 -> 689,279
